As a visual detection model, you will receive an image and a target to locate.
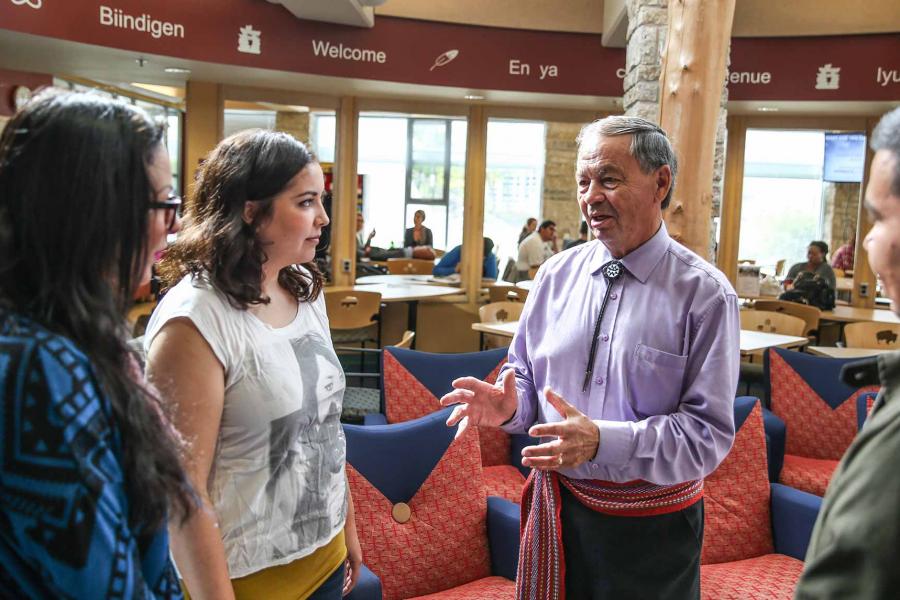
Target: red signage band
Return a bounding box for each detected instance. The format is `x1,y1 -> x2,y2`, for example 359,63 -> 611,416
0,1 -> 897,101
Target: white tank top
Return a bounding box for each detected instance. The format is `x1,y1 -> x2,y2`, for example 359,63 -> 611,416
145,273 -> 347,578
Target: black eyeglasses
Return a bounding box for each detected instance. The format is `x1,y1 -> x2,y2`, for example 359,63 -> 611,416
149,192 -> 182,231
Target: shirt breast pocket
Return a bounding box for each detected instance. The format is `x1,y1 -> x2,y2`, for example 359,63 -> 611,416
627,343 -> 688,418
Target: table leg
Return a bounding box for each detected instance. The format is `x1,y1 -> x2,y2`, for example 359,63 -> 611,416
407,300 -> 419,349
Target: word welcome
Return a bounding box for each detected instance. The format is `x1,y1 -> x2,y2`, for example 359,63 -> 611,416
311,40 -> 386,64
99,6 -> 184,39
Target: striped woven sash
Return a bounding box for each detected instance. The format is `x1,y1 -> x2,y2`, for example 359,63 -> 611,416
516,470 -> 704,600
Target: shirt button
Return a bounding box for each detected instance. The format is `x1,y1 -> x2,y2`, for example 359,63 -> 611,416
610,293 -> 618,300
595,376 -> 604,385
601,334 -> 609,342
592,464 -> 600,470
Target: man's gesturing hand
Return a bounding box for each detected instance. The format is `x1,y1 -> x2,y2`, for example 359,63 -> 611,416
521,387 -> 600,470
439,369 -> 518,438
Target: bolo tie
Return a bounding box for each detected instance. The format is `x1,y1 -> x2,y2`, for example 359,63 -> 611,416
582,260 -> 624,392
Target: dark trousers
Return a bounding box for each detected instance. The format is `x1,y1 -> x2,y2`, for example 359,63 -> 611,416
559,485 -> 704,600
307,562 -> 345,600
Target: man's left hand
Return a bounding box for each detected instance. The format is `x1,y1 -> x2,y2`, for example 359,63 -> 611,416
521,387 -> 600,470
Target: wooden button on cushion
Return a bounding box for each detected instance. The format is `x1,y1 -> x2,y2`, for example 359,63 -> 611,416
392,502 -> 411,524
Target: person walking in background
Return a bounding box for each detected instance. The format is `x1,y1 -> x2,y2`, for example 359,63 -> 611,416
145,130 -> 361,599
0,91 -> 193,598
516,219 -> 557,280
518,217 -> 538,245
404,209 -> 433,248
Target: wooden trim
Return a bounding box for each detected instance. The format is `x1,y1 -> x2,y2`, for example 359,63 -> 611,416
462,105 -> 488,304
483,105 -> 609,123
356,97 -> 467,116
60,75 -> 184,110
718,115 -> 746,285
739,115 -> 869,131
221,85 -> 339,110
332,96 -> 359,287
851,116 -> 880,309
184,81 -> 224,191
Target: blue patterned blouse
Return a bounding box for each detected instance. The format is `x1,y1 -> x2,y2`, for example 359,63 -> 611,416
0,311 -> 182,599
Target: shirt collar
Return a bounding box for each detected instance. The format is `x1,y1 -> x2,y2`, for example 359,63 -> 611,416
590,221 -> 671,283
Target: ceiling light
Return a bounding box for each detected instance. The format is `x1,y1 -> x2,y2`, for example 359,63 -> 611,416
164,67 -> 191,74
757,106 -> 779,112
464,94 -> 484,101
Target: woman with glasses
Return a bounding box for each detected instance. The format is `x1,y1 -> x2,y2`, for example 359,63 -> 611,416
144,129 -> 361,599
0,91 -> 192,597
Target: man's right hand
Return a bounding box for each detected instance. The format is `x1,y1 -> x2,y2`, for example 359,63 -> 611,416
439,369 -> 518,437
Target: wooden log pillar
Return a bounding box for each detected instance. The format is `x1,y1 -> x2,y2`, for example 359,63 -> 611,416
658,0 -> 736,259
332,96 -> 359,288
462,105 -> 488,305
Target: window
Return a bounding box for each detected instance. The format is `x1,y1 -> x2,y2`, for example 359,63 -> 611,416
310,112 -> 336,163
484,120 -> 546,268
356,114 -> 466,251
738,130 -> 826,274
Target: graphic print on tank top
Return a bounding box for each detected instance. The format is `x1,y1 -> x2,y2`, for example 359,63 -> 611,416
265,331 -> 346,560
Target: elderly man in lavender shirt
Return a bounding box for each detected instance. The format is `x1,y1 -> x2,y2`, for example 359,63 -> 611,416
441,116 -> 740,600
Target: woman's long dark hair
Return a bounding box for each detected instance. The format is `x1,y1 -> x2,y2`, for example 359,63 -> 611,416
159,129 -> 323,308
0,90 -> 194,528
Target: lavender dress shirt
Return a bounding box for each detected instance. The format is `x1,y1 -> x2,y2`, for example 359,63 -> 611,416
501,223 -> 740,485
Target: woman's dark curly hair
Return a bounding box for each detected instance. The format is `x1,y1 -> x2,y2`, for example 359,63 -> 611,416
0,90 -> 195,529
159,129 -> 323,306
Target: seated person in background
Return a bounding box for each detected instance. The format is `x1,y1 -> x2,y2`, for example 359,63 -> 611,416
516,219 -> 557,280
403,209 -> 433,248
356,212 -> 376,255
518,217 -> 537,245
433,237 -> 498,278
564,220 -> 590,250
356,212 -> 435,261
831,234 -> 856,271
785,240 -> 837,290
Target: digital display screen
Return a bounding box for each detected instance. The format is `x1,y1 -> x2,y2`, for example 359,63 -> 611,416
823,132 -> 866,183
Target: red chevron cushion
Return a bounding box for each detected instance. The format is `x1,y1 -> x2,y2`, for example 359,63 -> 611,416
779,454 -> 838,497
700,553 -> 804,599
482,465 -> 526,504
702,402 -> 773,564
768,351 -> 878,459
347,426 -> 491,600
382,353 -> 511,466
409,575 -> 515,599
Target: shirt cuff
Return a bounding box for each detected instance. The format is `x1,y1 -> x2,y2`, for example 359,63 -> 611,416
591,419 -> 636,468
499,406 -> 529,435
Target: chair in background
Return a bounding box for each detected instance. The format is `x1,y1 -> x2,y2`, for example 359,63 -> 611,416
371,346 -> 529,504
486,284 -> 530,304
700,396 -> 822,599
386,258 -> 434,275
740,310 -> 806,336
325,289 -> 382,372
738,310 -> 806,396
754,299 -> 821,342
764,347 -> 879,496
843,322 -> 900,349
478,301 -> 524,349
775,259 -> 786,277
344,409 -> 518,600
488,285 -> 516,303
340,331 -> 415,423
